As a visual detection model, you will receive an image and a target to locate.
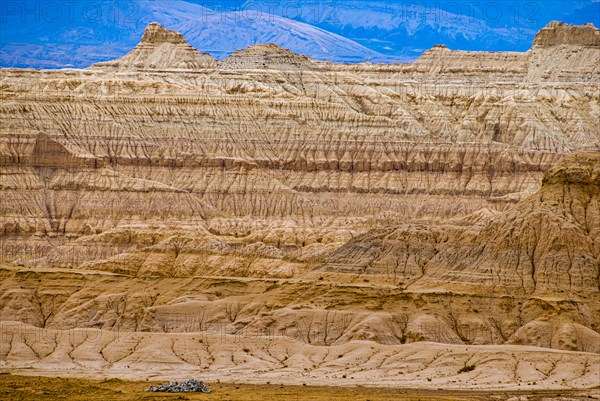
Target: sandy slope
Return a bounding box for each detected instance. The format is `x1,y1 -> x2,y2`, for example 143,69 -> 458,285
1,322 -> 599,391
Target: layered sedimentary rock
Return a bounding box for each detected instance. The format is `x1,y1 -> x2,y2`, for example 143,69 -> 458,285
1,321 -> 598,389
425,152 -> 600,297
93,22 -> 217,70
533,21 -> 600,47
327,153 -> 599,291
0,21 -> 599,381
220,43 -> 319,71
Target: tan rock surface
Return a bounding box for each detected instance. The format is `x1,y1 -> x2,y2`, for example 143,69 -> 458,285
1,21 -> 599,388
1,321 -> 598,390
93,22 -> 217,70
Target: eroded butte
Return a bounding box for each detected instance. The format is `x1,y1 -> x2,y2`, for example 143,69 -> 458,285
0,21 -> 599,390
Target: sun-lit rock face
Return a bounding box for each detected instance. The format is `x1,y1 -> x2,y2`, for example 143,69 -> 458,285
422,152 -> 599,296
533,21 -> 600,47
92,22 -> 217,70
142,21 -> 188,44
0,22 -> 599,381
219,43 -> 319,70
325,153 -> 600,294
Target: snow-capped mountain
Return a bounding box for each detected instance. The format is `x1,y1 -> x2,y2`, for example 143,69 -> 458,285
239,0 -> 600,58
1,0 -> 598,69
0,0 -> 394,69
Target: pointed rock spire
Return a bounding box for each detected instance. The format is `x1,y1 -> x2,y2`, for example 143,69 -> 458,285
141,22 -> 187,45
92,22 -> 217,70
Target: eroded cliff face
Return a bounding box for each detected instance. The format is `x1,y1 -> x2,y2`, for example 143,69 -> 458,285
93,22 -> 217,70
533,21 -> 600,47
327,153 -> 600,293
0,22 -> 599,371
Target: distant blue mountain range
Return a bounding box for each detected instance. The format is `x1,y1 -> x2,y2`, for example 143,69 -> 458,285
0,0 -> 598,69
232,0 -> 600,57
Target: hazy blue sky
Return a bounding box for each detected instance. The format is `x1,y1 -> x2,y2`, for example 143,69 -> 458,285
1,0 -> 598,68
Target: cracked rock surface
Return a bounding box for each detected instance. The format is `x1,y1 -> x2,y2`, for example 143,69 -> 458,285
0,21 -> 599,389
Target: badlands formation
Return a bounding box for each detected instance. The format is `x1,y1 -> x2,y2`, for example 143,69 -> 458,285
0,21 -> 599,390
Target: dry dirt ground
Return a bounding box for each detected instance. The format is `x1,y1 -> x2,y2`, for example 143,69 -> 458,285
0,374 -> 598,401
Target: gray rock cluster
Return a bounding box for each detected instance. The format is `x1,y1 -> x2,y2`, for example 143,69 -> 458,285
147,379 -> 212,393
